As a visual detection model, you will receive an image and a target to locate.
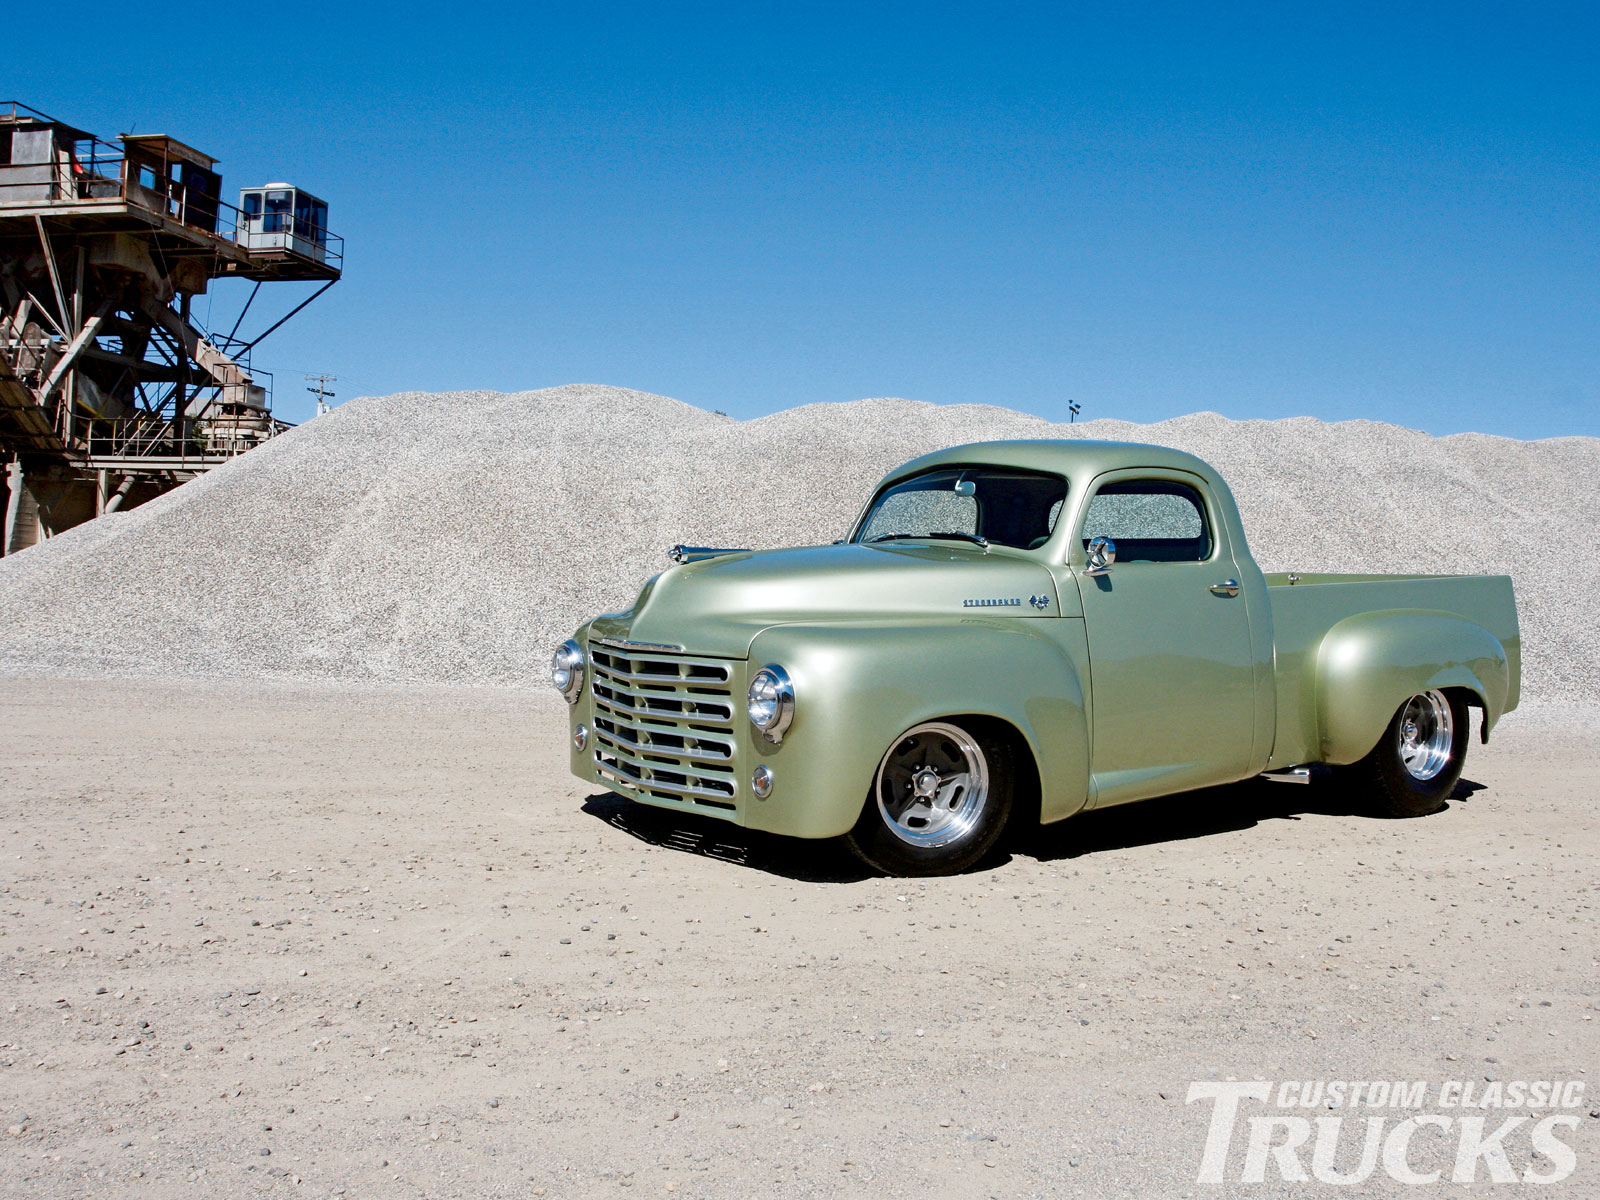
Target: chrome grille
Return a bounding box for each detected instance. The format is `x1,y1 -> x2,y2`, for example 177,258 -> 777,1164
589,643 -> 739,812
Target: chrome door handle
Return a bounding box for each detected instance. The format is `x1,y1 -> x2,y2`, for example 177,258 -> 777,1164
1210,579 -> 1240,597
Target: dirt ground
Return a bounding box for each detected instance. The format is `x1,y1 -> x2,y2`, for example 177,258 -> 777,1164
0,674 -> 1595,1199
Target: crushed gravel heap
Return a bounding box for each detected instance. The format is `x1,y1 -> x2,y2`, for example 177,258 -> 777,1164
1,383 -> 1594,702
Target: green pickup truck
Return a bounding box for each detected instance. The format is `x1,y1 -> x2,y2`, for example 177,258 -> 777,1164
555,440 -> 1520,876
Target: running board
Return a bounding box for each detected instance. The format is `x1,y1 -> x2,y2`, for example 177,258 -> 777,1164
1260,766 -> 1314,785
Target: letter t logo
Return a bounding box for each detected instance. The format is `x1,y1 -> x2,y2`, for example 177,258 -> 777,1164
1188,1081 -> 1273,1183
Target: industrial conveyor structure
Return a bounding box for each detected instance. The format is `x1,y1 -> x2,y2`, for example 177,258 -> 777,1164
0,102 -> 343,554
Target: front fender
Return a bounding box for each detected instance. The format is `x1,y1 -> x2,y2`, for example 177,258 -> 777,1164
1315,612 -> 1511,764
744,619 -> 1090,838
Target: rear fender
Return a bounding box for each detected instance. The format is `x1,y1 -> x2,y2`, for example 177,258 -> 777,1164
744,621 -> 1090,838
1314,612 -> 1510,764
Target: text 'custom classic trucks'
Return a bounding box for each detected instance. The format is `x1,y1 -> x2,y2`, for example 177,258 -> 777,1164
555,441 -> 1520,876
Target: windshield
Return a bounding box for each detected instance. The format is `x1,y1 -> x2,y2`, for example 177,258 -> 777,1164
853,467 -> 1069,551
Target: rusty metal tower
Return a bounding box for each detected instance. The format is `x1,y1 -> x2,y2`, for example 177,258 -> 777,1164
0,102 -> 343,555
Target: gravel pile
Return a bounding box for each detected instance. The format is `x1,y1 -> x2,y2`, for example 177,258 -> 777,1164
0,383 -> 1594,703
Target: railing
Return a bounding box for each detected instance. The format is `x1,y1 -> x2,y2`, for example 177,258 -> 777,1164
75,407 -> 292,464
235,208 -> 345,269
0,118 -> 127,209
0,101 -> 61,124
81,413 -> 185,459
0,102 -> 343,270
37,351 -> 283,462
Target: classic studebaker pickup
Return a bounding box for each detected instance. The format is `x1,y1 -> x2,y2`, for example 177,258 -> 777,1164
554,441 -> 1520,876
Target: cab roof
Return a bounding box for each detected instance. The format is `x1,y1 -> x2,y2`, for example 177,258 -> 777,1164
879,439 -> 1221,490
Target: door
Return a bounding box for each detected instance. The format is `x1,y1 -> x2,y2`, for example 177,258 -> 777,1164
1074,472 -> 1257,806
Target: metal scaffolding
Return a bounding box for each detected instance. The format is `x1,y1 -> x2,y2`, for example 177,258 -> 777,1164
0,101 -> 343,553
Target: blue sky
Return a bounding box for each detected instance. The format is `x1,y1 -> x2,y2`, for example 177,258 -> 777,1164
10,2 -> 1597,436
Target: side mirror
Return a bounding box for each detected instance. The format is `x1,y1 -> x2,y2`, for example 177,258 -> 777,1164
1085,536 -> 1117,577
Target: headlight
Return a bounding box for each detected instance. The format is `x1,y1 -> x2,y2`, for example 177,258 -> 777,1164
746,664 -> 795,744
551,639 -> 584,704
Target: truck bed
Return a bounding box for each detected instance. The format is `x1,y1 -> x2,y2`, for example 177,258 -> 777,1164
1264,573 -> 1521,768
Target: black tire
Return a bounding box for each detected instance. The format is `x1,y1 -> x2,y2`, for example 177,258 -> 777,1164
1347,689 -> 1469,818
843,720 -> 1014,876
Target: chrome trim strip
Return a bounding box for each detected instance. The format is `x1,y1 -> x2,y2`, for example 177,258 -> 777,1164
595,755 -> 738,804
597,741 -> 736,788
592,698 -> 734,741
594,636 -> 685,653
594,695 -> 735,731
594,724 -> 734,764
590,660 -> 734,686
592,681 -> 736,723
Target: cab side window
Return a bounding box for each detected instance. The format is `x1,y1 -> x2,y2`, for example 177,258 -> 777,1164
1082,480 -> 1212,563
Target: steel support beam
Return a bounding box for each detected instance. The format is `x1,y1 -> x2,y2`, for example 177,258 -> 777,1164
33,216 -> 69,332
4,458 -> 34,554
38,304 -> 110,403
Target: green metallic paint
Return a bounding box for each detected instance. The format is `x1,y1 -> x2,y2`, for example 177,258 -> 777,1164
603,541 -> 1065,659
1059,464 -> 1275,806
742,618 -> 1092,837
1313,611 -> 1512,764
563,440 -> 1522,841
1263,574 -> 1521,767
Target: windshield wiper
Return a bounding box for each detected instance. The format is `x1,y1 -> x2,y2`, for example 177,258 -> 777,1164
867,531 -> 990,550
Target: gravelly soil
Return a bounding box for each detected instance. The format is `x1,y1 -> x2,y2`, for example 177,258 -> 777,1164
1,677 -> 1595,1199
0,385 -> 1594,702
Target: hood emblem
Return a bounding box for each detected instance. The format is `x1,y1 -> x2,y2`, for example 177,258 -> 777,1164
1029,593 -> 1051,610
962,597 -> 1021,608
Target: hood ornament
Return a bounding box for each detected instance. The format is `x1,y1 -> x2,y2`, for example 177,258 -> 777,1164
668,545 -> 750,564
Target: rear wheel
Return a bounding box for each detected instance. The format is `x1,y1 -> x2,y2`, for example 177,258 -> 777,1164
843,720 -> 1013,876
1348,689 -> 1469,817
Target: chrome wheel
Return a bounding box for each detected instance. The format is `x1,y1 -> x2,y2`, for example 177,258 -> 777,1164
1345,689 -> 1467,819
874,721 -> 990,848
1397,690 -> 1453,781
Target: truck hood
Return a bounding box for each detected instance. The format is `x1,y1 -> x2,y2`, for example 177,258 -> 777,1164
588,542 -> 1062,659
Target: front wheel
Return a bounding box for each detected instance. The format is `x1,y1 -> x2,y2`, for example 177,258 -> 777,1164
843,720 -> 1013,876
1347,689 -> 1469,817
